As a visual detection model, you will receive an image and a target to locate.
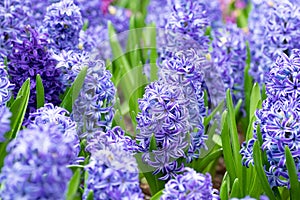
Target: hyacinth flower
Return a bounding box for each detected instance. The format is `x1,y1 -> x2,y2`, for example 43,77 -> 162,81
0,125 -> 74,199
28,0 -> 61,27
146,0 -> 172,28
7,26 -> 63,114
85,126 -> 138,154
28,103 -> 81,163
159,49 -> 208,161
0,64 -> 14,105
160,167 -> 219,200
70,55 -> 116,138
165,0 -> 210,50
0,0 -> 31,61
248,0 -> 300,84
136,81 -> 207,179
211,23 -> 247,105
78,25 -> 112,60
75,0 -> 131,33
0,106 -> 11,142
265,49 -> 300,100
83,143 -> 144,200
43,0 -> 83,53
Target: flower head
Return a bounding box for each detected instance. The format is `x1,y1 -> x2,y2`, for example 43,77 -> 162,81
211,23 -> 247,105
0,125 -> 74,199
83,144 -> 144,200
242,96 -> 300,187
7,26 -> 63,114
0,64 -> 14,105
86,126 -> 138,154
0,106 -> 11,142
136,81 -> 207,179
71,57 -> 116,138
43,0 -> 83,52
0,0 -> 31,60
266,49 -> 300,100
161,167 -> 219,200
28,103 -> 80,163
249,0 -> 300,84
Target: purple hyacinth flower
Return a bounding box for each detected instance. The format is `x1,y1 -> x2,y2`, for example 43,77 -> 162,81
7,26 -> 64,114
0,106 -> 11,142
242,95 -> 300,187
266,49 -> 300,100
43,0 -> 83,52
83,144 -> 144,200
136,81 -> 207,179
71,55 -> 116,138
211,23 -> 247,105
0,64 -> 14,106
28,103 -> 81,163
161,167 -> 219,200
248,0 -> 300,84
0,125 -> 74,199
86,126 -> 138,154
0,0 -> 31,61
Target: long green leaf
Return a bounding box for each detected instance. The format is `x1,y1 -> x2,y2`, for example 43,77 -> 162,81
60,67 -> 87,112
194,148 -> 223,172
244,41 -> 253,119
226,89 -> 243,195
66,169 -> 81,200
249,83 -> 261,120
285,146 -> 300,200
220,111 -> 236,185
36,74 -> 45,109
253,141 -> 276,200
220,180 -> 228,200
0,79 -> 30,168
150,189 -> 163,200
230,178 -> 240,198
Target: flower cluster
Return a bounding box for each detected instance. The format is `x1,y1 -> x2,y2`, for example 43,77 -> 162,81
266,49 -> 300,100
0,0 -> 31,60
161,167 -> 219,200
241,50 -> 300,187
248,0 -> 300,84
0,64 -> 14,105
43,0 -> 83,52
136,81 -> 207,179
71,57 -> 116,138
211,23 -> 247,104
86,126 -> 138,154
7,26 -> 63,114
165,0 -> 210,49
83,144 -> 144,200
146,0 -> 171,28
75,0 -> 130,32
0,125 -> 74,199
0,106 -> 11,142
28,103 -> 80,163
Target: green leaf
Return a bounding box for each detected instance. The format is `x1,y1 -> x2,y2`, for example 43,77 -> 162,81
193,148 -> 223,172
150,189 -> 163,200
66,169 -> 81,200
249,83 -> 261,120
253,141 -> 276,200
220,111 -> 236,185
36,74 -> 45,109
0,79 -> 30,168
226,89 -> 243,194
244,42 -> 253,119
285,146 -> 300,200
230,178 -> 240,198
60,67 -> 87,112
8,79 -> 30,139
86,191 -> 93,200
220,180 -> 229,200
204,100 -> 225,127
